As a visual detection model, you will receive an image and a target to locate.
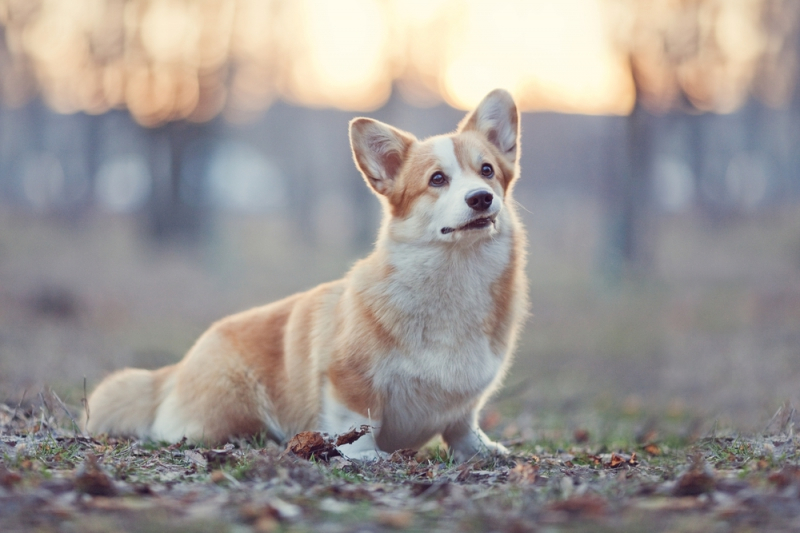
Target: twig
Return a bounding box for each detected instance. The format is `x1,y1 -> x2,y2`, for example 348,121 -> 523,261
81,376 -> 90,431
764,401 -> 795,436
50,388 -> 81,435
39,391 -> 54,431
5,389 -> 27,430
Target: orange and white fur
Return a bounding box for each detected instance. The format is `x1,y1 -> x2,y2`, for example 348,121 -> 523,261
85,89 -> 528,461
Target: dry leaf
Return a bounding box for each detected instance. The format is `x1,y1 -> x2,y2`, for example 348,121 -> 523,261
204,444 -> 238,469
456,463 -> 473,483
286,431 -> 340,461
210,470 -> 227,484
0,464 -> 22,489
609,453 -> 625,468
573,429 -> 590,444
607,452 -> 638,469
389,448 -> 418,463
334,425 -> 371,447
673,456 -> 715,496
75,453 -> 117,497
508,462 -> 538,484
547,495 -> 608,516
768,465 -> 800,489
376,510 -> 414,529
644,443 -> 661,456
184,450 -> 208,469
166,437 -> 188,451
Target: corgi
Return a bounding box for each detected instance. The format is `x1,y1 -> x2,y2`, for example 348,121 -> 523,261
85,89 -> 528,461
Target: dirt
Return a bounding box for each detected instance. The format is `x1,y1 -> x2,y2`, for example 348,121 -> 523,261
1,397 -> 799,532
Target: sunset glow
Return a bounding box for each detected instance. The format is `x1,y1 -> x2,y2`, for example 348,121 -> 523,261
284,0 -> 391,110
439,0 -> 634,113
0,0 -> 789,124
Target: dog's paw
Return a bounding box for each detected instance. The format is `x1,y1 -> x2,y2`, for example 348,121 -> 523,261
451,439 -> 509,463
485,440 -> 510,456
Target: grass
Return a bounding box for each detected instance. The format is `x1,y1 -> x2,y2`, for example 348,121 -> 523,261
3,398 -> 800,532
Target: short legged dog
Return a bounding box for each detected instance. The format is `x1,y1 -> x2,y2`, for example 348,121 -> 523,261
85,89 -> 528,461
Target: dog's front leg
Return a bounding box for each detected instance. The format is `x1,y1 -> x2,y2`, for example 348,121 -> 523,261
442,412 -> 509,462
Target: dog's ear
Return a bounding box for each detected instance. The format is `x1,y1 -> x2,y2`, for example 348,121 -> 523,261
458,89 -> 519,165
350,118 -> 416,195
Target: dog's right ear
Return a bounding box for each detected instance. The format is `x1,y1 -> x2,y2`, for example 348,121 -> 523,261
350,118 -> 416,196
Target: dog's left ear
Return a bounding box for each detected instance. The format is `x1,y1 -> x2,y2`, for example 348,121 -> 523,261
458,89 -> 519,164
350,118 -> 416,196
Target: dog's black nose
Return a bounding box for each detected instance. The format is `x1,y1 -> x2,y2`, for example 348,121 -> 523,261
465,190 -> 493,211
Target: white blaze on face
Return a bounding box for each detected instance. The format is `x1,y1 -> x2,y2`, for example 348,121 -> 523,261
428,137 -> 498,238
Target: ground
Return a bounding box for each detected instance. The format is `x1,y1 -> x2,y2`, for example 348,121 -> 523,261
1,397 -> 799,532
1,205 -> 800,531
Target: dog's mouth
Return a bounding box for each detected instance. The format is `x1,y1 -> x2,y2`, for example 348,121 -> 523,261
441,215 -> 497,235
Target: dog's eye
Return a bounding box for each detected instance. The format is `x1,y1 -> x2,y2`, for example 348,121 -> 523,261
429,171 -> 447,187
481,163 -> 494,178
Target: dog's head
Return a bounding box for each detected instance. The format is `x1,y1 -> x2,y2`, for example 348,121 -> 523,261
350,89 -> 519,244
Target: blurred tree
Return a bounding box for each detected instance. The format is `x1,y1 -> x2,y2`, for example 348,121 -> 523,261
603,0 -> 800,279
2,0 -> 800,252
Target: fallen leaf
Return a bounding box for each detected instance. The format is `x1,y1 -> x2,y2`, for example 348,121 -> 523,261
167,437 -> 188,451
573,429 -> 590,444
184,450 -> 208,469
286,431 -> 340,461
673,456 -> 715,496
644,443 -> 661,456
0,464 -> 22,489
547,495 -> 608,516
604,452 -> 638,469
334,425 -> 371,447
210,470 -> 227,484
456,463 -> 473,483
204,445 -> 239,469
75,453 -> 117,497
507,462 -> 538,484
389,448 -> 418,463
768,465 -> 800,489
377,510 -> 414,529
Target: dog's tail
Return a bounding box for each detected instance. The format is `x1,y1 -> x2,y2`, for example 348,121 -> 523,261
83,365 -> 176,438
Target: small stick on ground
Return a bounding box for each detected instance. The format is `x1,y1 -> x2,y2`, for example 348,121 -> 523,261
39,392 -> 54,431
50,388 -> 81,435
81,376 -> 90,432
5,389 -> 26,430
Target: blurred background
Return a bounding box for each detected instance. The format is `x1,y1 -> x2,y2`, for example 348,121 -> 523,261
1,0 -> 799,433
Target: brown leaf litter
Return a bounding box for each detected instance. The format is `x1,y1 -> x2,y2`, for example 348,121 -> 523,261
286,426 -> 372,461
4,398 -> 800,532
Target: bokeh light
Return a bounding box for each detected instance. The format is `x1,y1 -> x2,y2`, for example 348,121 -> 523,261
0,0 -> 796,124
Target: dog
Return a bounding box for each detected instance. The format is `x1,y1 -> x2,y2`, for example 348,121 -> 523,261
85,89 -> 528,461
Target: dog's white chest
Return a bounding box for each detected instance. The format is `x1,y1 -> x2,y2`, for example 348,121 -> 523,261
372,234 -> 512,406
